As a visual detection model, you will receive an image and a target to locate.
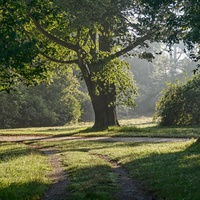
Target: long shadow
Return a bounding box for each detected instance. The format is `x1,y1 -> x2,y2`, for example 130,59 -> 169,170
66,164 -> 115,200
54,140 -> 155,200
35,126 -> 82,134
117,125 -> 200,139
54,138 -> 198,199
0,143 -> 34,162
65,162 -> 154,200
29,137 -> 199,199
0,181 -> 49,200
122,140 -> 200,200
0,144 -> 53,200
44,139 -> 144,154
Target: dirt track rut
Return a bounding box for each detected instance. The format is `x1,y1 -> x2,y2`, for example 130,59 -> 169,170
1,136 -> 191,200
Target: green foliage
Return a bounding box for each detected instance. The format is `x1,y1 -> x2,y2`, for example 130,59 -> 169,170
155,75 -> 200,126
0,0 -> 161,101
0,88 -> 56,128
139,0 -> 200,60
91,58 -> 138,106
3,0 -> 199,127
0,0 -> 49,91
0,70 -> 89,128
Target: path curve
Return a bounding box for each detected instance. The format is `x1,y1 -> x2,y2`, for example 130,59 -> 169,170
1,135 -> 192,200
0,135 -> 190,142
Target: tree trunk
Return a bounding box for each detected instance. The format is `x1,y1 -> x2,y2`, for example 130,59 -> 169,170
83,74 -> 120,129
78,25 -> 120,129
91,89 -> 119,129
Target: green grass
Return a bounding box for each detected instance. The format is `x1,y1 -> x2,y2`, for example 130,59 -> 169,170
35,138 -> 200,200
62,152 -> 116,200
0,143 -> 51,200
95,140 -> 200,200
0,117 -> 200,199
0,117 -> 200,138
0,126 -> 86,136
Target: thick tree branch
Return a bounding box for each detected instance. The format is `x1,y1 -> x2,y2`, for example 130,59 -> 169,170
19,24 -> 78,65
95,32 -> 153,67
114,33 -> 153,58
32,19 -> 79,52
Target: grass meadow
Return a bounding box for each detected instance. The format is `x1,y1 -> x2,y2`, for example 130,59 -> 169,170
0,117 -> 200,138
0,117 -> 199,199
37,139 -> 200,200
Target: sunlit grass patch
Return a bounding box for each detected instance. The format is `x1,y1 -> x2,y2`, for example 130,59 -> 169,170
0,117 -> 200,138
93,140 -> 200,200
1,118 -> 199,200
0,143 -> 51,200
36,139 -> 200,200
74,125 -> 200,138
0,126 -> 86,136
119,117 -> 156,127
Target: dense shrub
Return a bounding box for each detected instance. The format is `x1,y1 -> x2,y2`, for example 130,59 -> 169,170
154,75 -> 200,126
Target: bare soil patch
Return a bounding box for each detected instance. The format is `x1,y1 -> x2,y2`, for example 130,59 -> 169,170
30,146 -> 69,200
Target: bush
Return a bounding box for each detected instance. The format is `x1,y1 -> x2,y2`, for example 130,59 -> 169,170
154,75 -> 200,126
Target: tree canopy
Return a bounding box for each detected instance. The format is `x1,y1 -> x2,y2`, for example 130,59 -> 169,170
1,0 -> 200,128
140,0 -> 200,55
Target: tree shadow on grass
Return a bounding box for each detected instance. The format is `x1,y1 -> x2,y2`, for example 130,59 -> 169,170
0,143 -> 50,200
48,139 -> 144,154
35,126 -> 83,134
66,163 -> 115,200
0,142 -> 34,162
58,140 -> 154,200
0,181 -> 49,200
122,140 -> 200,200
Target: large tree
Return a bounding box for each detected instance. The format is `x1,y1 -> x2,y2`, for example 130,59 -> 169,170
0,0 -> 182,129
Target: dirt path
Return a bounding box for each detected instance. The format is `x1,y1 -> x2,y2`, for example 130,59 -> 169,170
30,146 -> 69,200
93,154 -> 155,200
1,135 -> 191,200
0,135 -> 190,142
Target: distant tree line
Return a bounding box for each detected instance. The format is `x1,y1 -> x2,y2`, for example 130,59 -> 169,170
118,43 -> 196,118
0,70 -> 93,128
